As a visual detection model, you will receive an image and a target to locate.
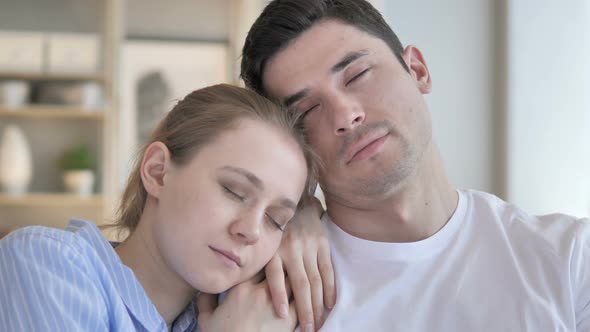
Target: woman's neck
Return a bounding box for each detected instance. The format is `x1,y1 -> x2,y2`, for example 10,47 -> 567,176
115,200 -> 196,326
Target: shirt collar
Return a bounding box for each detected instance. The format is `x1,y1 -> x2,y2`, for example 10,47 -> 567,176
66,219 -> 197,331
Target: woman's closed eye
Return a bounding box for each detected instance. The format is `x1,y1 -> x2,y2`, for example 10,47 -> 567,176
222,185 -> 246,202
265,212 -> 286,231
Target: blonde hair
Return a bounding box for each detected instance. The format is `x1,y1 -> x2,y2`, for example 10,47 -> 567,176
114,84 -> 318,233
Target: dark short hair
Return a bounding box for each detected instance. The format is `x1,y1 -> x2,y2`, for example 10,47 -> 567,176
241,0 -> 409,95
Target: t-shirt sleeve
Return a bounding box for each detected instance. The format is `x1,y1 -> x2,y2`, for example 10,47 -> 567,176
0,228 -> 109,331
574,218 -> 590,331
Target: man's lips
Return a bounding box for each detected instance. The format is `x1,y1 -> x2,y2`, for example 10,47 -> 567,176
209,246 -> 242,267
346,131 -> 389,164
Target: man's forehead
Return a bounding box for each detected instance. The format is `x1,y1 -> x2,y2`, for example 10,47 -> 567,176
262,21 -> 369,97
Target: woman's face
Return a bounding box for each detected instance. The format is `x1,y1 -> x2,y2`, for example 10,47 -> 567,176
153,118 -> 307,293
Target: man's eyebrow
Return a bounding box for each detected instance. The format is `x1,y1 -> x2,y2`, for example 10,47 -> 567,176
282,50 -> 369,108
220,166 -> 298,211
220,166 -> 263,190
331,50 -> 369,73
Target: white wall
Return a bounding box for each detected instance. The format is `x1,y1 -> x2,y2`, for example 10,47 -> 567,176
0,0 -> 102,32
383,0 -> 496,193
507,0 -> 590,216
125,0 -> 230,41
383,0 -> 590,217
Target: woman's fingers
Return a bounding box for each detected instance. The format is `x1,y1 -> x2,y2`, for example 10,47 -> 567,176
285,300 -> 299,330
304,254 -> 325,330
265,254 -> 290,318
268,197 -> 332,332
285,251 -> 314,332
317,237 -> 336,309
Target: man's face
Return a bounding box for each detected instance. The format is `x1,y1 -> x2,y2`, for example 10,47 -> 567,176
262,20 -> 433,205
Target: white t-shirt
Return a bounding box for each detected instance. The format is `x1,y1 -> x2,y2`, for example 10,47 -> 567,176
318,190 -> 590,331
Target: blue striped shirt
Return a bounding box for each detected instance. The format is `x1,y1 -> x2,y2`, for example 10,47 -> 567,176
0,219 -> 197,331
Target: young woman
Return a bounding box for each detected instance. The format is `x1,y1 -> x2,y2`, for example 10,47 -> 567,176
0,84 -> 319,331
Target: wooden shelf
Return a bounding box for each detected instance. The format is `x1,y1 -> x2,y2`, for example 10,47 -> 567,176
0,193 -> 103,207
0,0 -> 123,230
0,72 -> 106,82
0,105 -> 105,119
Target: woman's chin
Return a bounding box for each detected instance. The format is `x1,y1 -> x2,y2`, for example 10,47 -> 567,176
196,279 -> 234,295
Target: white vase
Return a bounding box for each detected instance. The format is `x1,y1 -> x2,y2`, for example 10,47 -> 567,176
0,125 -> 33,196
63,170 -> 95,197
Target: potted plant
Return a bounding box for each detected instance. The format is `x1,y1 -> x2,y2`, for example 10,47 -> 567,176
58,144 -> 96,197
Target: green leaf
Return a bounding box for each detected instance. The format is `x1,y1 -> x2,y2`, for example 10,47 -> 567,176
58,144 -> 96,170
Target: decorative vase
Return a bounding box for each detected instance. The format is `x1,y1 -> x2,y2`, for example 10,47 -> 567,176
63,170 -> 95,197
0,125 -> 33,196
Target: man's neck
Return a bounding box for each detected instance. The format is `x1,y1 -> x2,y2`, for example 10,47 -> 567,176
325,145 -> 458,242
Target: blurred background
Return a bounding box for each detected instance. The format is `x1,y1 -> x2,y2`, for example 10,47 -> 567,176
0,0 -> 588,238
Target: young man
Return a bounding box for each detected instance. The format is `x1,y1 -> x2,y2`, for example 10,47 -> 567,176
240,0 -> 590,331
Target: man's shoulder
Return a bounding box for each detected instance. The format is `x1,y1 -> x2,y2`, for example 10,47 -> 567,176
464,189 -> 583,225
464,189 -> 589,256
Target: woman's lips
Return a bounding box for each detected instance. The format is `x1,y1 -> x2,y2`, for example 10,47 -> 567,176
209,246 -> 242,268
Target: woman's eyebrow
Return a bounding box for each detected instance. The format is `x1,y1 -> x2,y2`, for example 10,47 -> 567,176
279,198 -> 297,211
220,166 -> 263,190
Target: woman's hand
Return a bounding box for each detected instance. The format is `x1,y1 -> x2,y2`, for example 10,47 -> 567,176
265,197 -> 335,332
197,274 -> 297,332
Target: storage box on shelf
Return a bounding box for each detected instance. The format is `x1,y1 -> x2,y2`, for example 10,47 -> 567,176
47,33 -> 100,74
0,30 -> 100,75
0,31 -> 44,74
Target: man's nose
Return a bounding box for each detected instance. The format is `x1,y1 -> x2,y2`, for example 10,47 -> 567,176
331,98 -> 365,136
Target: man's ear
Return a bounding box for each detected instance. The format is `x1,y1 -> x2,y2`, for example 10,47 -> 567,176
402,45 -> 432,94
140,142 -> 171,199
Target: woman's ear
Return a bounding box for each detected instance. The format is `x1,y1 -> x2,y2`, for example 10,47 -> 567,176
402,45 -> 432,94
140,142 -> 172,199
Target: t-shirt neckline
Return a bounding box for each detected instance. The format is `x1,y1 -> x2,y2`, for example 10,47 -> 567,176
324,190 -> 467,261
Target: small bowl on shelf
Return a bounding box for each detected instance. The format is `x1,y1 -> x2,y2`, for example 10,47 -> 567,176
0,80 -> 30,109
37,81 -> 103,110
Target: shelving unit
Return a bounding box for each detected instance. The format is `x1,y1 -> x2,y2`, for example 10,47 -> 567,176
0,0 -> 121,231
0,106 -> 105,119
0,193 -> 103,207
0,0 -> 266,235
0,72 -> 106,82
